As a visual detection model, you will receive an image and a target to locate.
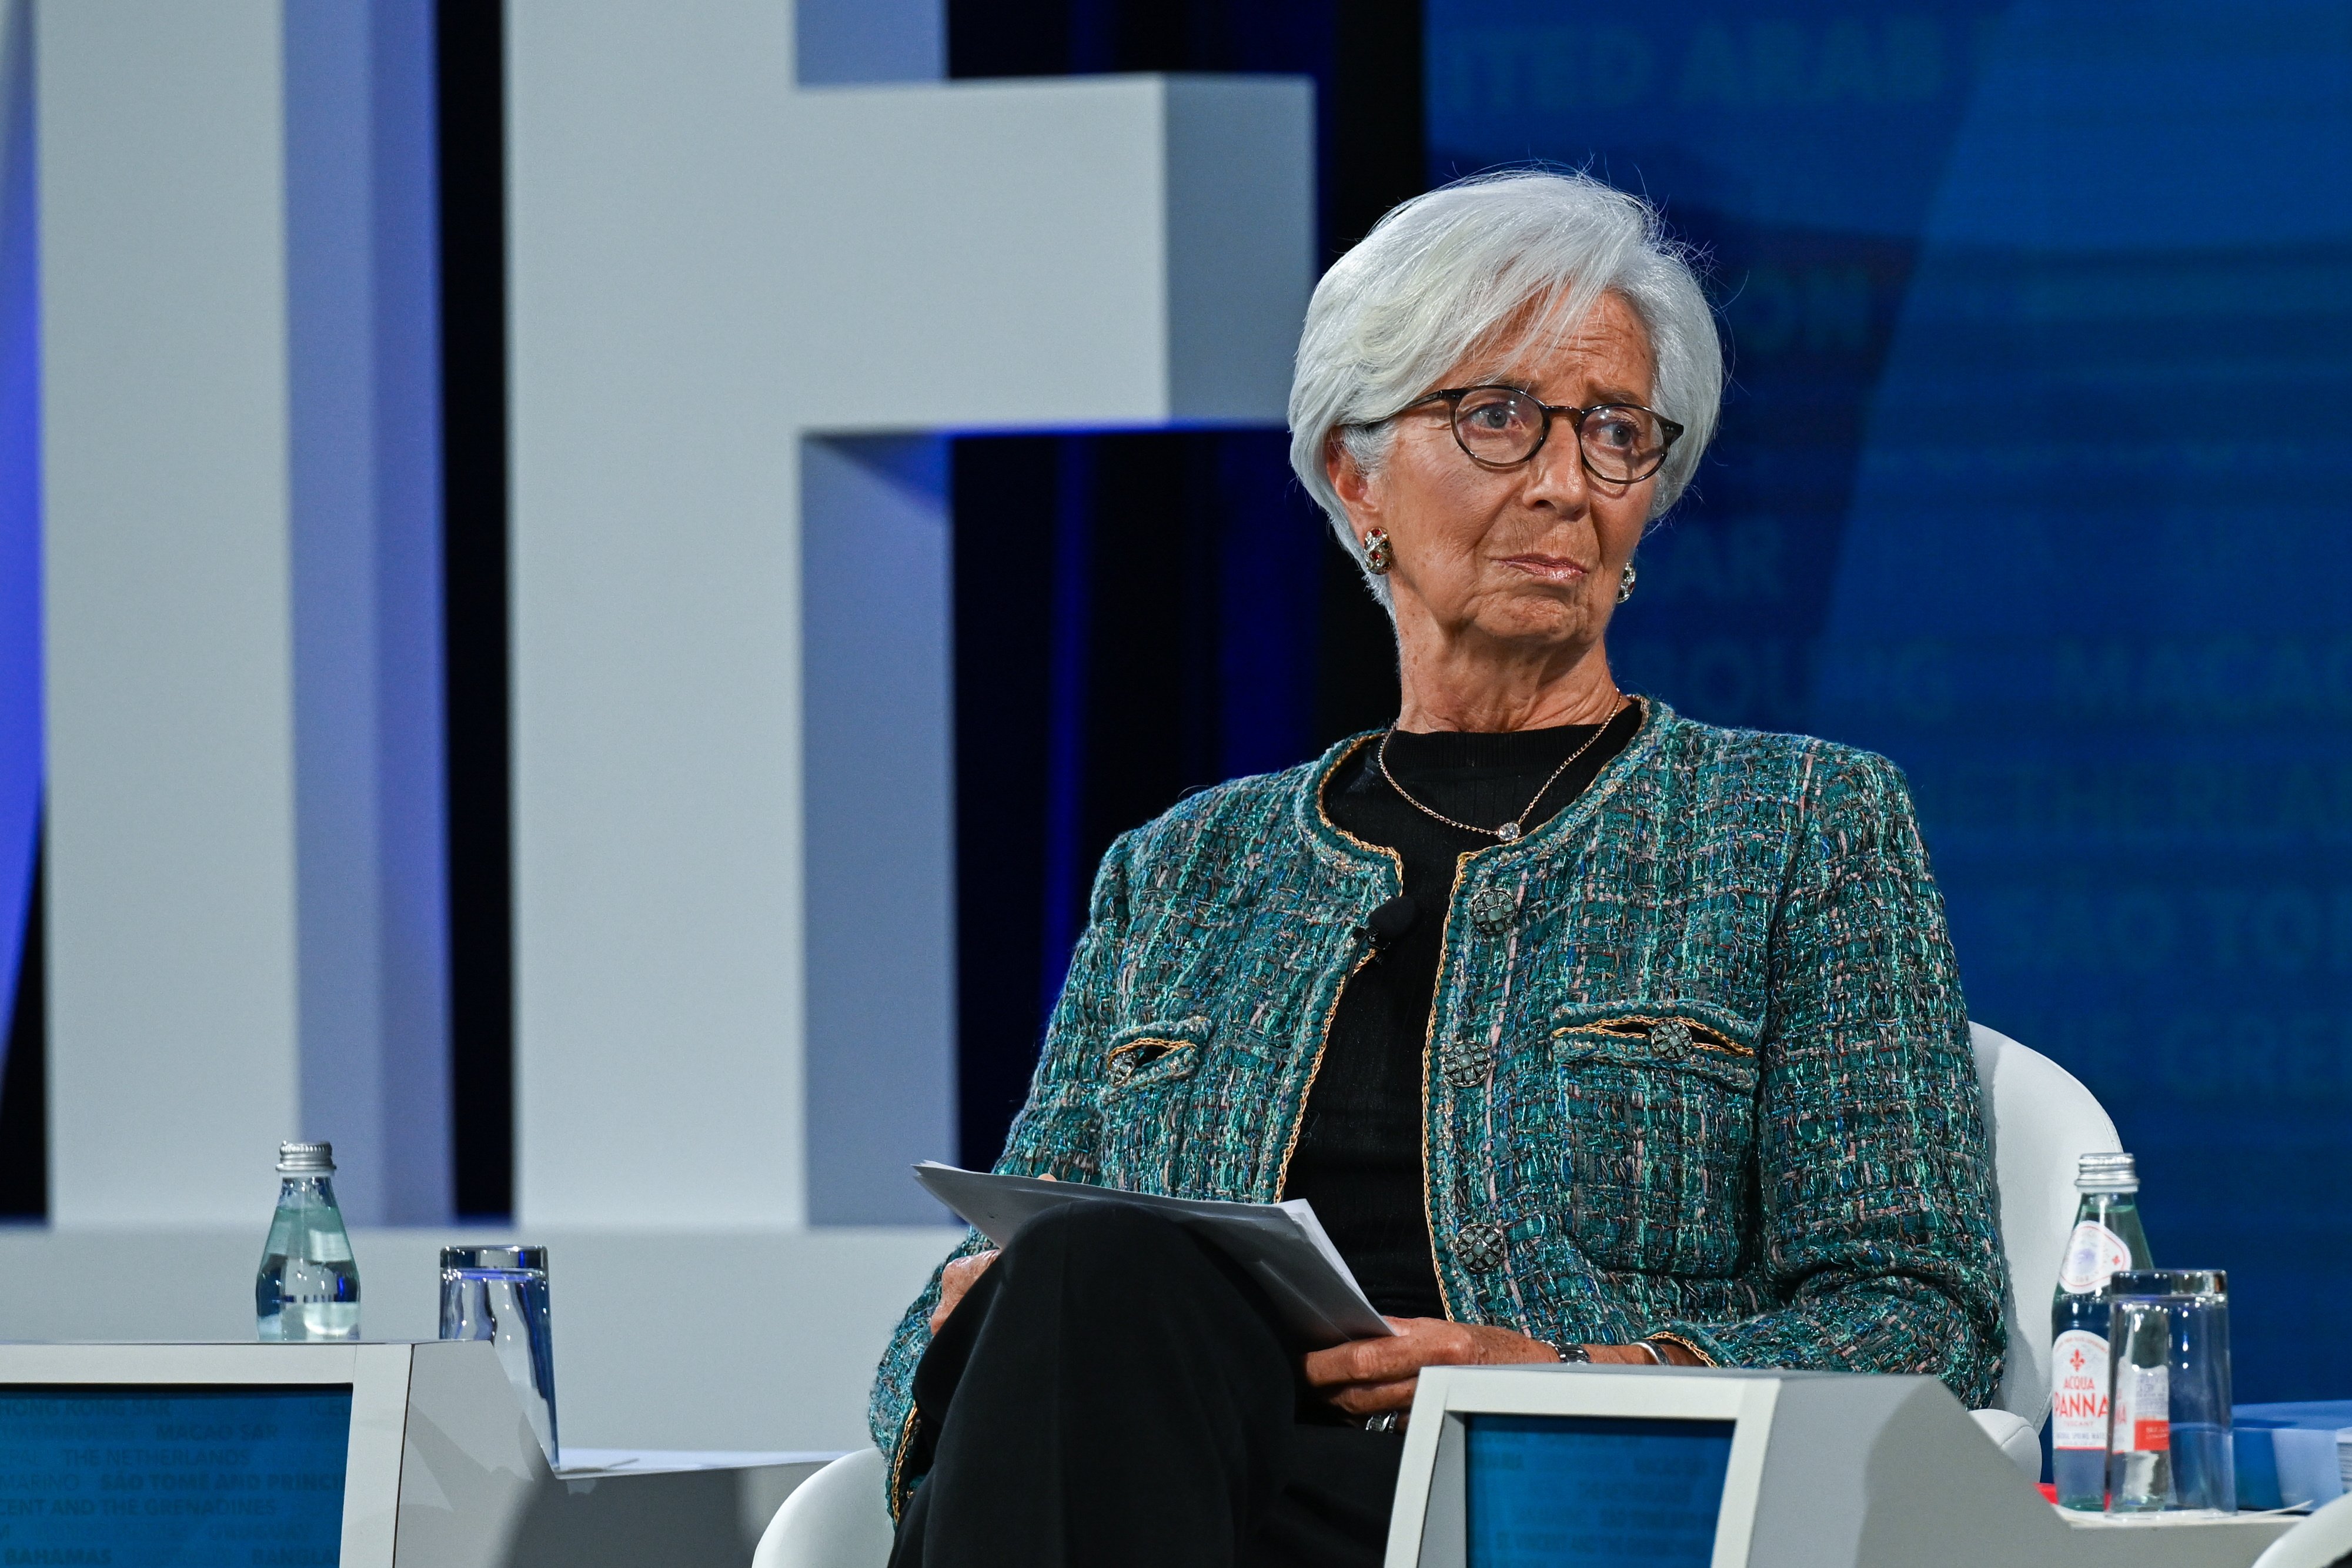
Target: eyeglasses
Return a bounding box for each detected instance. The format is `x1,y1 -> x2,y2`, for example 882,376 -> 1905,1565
1374,386 -> 1685,483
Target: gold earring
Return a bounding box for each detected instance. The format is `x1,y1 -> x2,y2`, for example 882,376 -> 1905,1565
1362,529 -> 1393,576
1616,563 -> 1638,603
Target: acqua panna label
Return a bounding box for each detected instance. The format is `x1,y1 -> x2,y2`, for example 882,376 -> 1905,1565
2050,1329 -> 2111,1451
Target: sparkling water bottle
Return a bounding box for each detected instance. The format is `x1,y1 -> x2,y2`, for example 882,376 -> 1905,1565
2050,1151 -> 2152,1509
256,1142 -> 362,1341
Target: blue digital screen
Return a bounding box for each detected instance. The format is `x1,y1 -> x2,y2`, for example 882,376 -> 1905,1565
0,1385 -> 352,1566
1466,1415 -> 1735,1567
1426,0 -> 2352,1402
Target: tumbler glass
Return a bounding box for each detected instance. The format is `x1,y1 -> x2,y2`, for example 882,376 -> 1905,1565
2106,1269 -> 2231,1515
440,1245 -> 559,1466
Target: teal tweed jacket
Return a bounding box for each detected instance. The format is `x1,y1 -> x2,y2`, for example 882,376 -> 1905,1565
869,701 -> 2007,1506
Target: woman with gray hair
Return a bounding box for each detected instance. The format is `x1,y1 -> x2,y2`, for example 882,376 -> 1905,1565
871,170 -> 2005,1568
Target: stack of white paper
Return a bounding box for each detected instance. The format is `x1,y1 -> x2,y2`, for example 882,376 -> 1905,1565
912,1162 -> 1396,1348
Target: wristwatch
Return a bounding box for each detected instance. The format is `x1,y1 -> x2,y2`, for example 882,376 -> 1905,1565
1548,1342 -> 1592,1364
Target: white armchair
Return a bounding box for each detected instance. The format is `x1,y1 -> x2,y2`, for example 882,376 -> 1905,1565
1969,1020 -> 2124,1432
751,1444 -> 893,1568
2249,1491 -> 2352,1568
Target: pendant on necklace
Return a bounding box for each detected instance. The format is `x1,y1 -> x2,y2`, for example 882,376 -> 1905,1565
1496,821 -> 1522,842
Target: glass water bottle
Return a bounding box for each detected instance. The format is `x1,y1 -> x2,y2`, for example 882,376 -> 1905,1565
2049,1151 -> 2152,1509
256,1141 -> 362,1341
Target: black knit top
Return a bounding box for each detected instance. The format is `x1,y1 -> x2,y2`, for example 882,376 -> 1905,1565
1283,700 -> 1644,1319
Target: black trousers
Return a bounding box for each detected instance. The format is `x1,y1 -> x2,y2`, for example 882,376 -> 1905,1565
888,1202 -> 1404,1568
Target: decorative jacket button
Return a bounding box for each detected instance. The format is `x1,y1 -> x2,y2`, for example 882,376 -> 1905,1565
1466,887 -> 1514,937
1443,1035 -> 1496,1089
1456,1222 -> 1508,1274
1647,1019 -> 1691,1056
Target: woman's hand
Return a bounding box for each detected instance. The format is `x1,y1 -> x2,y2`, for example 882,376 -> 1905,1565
1302,1320 -> 1697,1419
929,1251 -> 1000,1333
929,1176 -> 1057,1334
1303,1318 -> 1561,1419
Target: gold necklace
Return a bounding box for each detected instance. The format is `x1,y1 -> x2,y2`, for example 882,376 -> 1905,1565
1375,696 -> 1635,843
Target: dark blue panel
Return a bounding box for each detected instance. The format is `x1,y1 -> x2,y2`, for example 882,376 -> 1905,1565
944,0 -> 1416,1169
1466,1415 -> 1735,1568
0,1385 -> 353,1564
1427,0 -> 2352,1402
0,0 -> 44,1106
437,0 -> 515,1221
951,430 -> 1328,1167
797,0 -> 943,84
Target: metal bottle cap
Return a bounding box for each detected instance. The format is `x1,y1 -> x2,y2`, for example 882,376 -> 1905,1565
2074,1151 -> 2137,1192
277,1141 -> 336,1175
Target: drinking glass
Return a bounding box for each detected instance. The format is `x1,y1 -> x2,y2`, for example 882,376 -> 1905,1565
2106,1269 -> 2231,1514
440,1245 -> 559,1466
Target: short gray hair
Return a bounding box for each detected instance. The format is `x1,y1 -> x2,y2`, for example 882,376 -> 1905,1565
1288,170 -> 1723,597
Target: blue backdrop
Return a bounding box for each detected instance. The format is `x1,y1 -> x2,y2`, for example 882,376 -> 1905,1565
1430,0 -> 2352,1401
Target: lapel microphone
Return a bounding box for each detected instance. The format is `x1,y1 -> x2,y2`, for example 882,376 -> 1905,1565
1352,895 -> 1418,961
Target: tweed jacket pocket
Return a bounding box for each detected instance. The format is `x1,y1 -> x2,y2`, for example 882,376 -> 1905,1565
1095,1017 -> 1212,1191
1549,1010 -> 1759,1278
